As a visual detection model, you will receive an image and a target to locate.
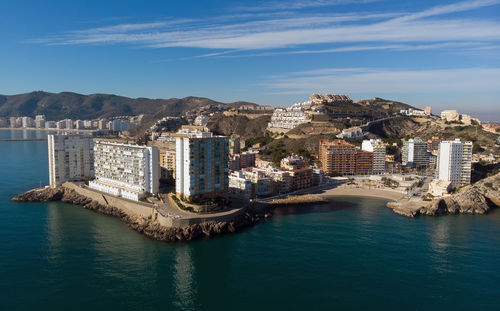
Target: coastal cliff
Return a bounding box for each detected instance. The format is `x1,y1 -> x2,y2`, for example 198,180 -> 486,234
12,186 -> 264,242
387,172 -> 500,217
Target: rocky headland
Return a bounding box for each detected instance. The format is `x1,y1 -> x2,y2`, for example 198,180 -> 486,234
12,186 -> 269,242
387,172 -> 500,217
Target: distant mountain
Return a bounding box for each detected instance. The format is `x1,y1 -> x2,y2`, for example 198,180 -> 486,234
0,91 -> 255,121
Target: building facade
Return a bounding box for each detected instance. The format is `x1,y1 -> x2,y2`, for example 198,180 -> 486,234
362,139 -> 386,174
228,171 -> 252,199
402,138 -> 428,167
48,134 -> 94,188
89,141 -> 159,201
175,131 -> 229,200
354,150 -> 374,175
319,140 -> 356,175
437,139 -> 472,188
159,150 -> 176,181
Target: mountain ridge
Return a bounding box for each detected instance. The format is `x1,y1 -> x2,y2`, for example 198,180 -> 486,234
0,91 -> 256,121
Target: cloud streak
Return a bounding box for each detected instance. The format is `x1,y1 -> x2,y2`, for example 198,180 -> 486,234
30,0 -> 500,56
264,67 -> 500,94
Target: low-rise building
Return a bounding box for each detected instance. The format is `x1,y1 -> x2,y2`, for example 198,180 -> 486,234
336,127 -> 363,139
228,171 -> 252,199
428,179 -> 451,197
281,154 -> 304,170
441,110 -> 459,122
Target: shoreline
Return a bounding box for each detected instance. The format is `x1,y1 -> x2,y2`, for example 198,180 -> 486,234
263,184 -> 404,205
0,127 -> 98,133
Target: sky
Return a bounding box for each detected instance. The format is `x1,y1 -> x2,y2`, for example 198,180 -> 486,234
0,0 -> 499,120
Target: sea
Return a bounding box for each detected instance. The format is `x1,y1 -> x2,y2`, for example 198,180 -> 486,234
0,129 -> 499,310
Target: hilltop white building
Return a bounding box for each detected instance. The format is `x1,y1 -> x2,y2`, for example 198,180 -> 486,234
89,141 -> 159,201
437,139 -> 472,189
267,100 -> 312,130
48,134 -> 94,187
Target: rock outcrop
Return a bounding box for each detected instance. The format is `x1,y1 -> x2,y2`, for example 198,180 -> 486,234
12,186 -> 266,242
387,172 -> 500,217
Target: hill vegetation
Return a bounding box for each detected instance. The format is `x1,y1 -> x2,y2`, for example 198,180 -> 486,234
0,91 -> 253,121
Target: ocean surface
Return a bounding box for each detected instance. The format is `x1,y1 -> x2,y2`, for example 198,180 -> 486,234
0,129 -> 499,310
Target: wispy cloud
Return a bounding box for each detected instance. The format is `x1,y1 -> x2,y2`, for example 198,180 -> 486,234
264,67 -> 500,94
30,0 -> 500,55
230,0 -> 379,12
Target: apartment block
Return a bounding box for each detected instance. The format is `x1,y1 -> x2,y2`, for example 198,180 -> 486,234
355,150 -> 374,175
319,139 -> 356,175
437,139 -> 472,189
362,139 -> 386,174
175,130 -> 229,200
48,134 -> 94,188
402,138 -> 428,167
289,168 -> 313,191
22,117 -> 35,128
159,150 -> 176,181
89,141 -> 159,201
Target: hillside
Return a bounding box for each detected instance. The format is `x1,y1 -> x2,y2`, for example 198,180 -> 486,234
207,114 -> 270,139
0,91 -> 254,121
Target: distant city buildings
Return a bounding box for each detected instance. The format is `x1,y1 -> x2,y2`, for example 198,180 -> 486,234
89,141 -> 159,201
48,134 -> 94,188
175,130 -> 229,200
437,139 -> 472,189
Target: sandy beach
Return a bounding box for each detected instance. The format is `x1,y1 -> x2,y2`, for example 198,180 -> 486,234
320,185 -> 404,201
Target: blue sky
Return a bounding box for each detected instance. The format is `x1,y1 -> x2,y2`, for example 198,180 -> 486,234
1,0 -> 499,120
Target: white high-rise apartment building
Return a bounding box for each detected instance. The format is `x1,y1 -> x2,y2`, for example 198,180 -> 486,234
175,130 -> 229,200
48,134 -> 94,188
89,141 -> 159,201
437,139 -> 472,188
362,139 -> 386,174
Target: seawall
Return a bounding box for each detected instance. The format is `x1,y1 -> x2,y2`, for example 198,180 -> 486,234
12,183 -> 260,242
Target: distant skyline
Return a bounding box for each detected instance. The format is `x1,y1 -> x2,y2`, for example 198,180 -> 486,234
1,0 -> 499,120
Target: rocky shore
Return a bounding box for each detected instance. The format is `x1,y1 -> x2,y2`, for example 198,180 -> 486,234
387,172 -> 500,217
12,186 -> 271,242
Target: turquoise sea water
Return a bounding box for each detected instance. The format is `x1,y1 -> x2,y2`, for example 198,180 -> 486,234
0,129 -> 499,310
